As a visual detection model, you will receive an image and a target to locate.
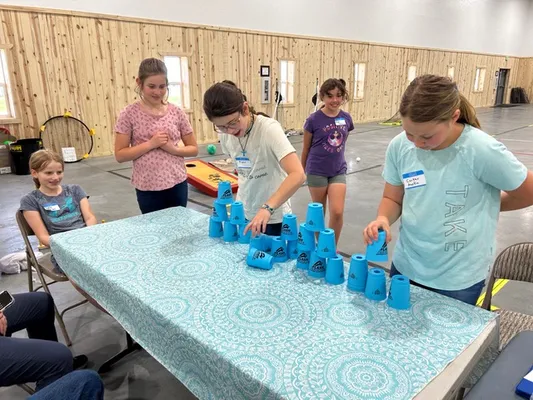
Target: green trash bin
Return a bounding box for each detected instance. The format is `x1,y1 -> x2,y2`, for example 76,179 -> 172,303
9,138 -> 44,175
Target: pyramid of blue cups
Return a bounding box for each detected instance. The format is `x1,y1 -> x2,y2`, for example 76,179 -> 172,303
209,181 -> 410,310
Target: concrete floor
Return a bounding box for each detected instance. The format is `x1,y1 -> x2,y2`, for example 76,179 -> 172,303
1,104 -> 533,399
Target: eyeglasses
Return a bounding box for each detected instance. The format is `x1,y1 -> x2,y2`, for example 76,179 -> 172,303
213,115 -> 241,133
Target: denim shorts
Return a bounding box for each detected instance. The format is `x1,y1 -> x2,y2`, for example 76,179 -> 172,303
390,263 -> 485,305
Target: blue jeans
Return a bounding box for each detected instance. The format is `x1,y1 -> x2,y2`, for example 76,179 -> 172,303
135,180 -> 188,214
0,293 -> 73,391
390,263 -> 485,305
29,370 -> 104,400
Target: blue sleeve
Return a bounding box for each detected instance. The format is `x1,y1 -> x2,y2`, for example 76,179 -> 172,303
19,192 -> 40,212
474,137 -> 528,191
382,135 -> 403,186
71,185 -> 88,204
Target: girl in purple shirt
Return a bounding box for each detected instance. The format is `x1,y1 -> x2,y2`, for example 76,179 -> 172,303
301,79 -> 354,244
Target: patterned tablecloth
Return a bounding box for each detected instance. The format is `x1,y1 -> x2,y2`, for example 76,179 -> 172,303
50,207 -> 497,400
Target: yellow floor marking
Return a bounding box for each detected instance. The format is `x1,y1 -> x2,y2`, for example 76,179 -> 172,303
476,278 -> 509,307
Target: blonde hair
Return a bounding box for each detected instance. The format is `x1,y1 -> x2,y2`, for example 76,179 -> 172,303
29,149 -> 64,189
399,74 -> 481,129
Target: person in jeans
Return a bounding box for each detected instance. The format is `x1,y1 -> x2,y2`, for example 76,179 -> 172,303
28,370 -> 104,400
0,292 -> 88,391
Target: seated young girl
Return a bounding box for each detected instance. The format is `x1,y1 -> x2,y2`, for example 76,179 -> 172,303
20,149 -> 105,312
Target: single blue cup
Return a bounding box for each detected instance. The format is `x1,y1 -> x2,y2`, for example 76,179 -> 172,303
212,200 -> 229,222
296,251 -> 310,270
270,237 -> 288,263
229,201 -> 246,225
317,229 -> 336,258
208,217 -> 223,238
217,181 -> 233,204
305,203 -> 325,232
366,230 -> 388,262
365,268 -> 387,301
308,251 -> 326,278
246,247 -> 273,270
223,221 -> 238,242
325,254 -> 345,285
387,275 -> 411,310
250,234 -> 265,251
287,240 -> 299,259
281,214 -> 298,241
238,221 -> 251,244
262,235 -> 274,254
347,254 -> 368,292
297,223 -> 315,251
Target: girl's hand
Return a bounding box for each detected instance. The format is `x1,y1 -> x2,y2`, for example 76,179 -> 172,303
363,217 -> 391,245
0,312 -> 7,336
245,208 -> 272,237
149,133 -> 169,149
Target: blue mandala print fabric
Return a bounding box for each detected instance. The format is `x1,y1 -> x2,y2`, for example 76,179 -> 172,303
50,207 -> 497,400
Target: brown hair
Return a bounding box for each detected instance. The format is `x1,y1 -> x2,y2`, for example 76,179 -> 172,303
29,149 -> 64,189
319,78 -> 348,101
203,80 -> 256,120
399,74 -> 481,129
136,58 -> 168,101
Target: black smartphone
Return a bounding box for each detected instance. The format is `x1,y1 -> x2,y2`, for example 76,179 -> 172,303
0,290 -> 15,312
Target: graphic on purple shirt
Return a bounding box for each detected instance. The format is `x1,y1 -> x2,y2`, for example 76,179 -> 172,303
304,110 -> 354,177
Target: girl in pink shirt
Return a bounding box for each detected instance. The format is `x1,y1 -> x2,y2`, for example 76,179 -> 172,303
114,58 -> 198,214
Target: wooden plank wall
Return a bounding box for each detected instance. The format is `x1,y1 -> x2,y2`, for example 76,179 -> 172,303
0,6 -> 531,156
517,58 -> 533,100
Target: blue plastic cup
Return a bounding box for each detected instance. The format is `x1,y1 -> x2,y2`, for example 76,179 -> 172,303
305,203 -> 325,232
347,254 -> 368,292
296,251 -> 310,270
325,254 -> 345,285
217,181 -> 233,204
212,200 -> 229,222
281,214 -> 298,241
364,268 -> 387,301
229,201 -> 245,225
366,230 -> 388,262
317,229 -> 336,258
287,240 -> 299,259
262,235 -> 274,254
246,247 -> 274,270
208,217 -> 223,238
223,221 -> 238,242
238,221 -> 251,244
308,251 -> 326,278
387,275 -> 411,310
297,223 -> 315,251
250,234 -> 265,251
270,237 -> 288,263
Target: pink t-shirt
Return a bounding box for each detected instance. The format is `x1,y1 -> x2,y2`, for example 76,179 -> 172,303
114,102 -> 193,191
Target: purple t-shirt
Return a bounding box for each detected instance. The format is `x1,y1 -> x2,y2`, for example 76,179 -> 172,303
304,110 -> 354,177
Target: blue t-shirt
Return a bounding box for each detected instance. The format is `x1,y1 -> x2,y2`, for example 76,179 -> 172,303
303,110 -> 354,177
383,124 -> 528,290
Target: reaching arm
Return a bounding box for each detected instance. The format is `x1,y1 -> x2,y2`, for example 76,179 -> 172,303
363,183 -> 404,244
80,198 -> 97,226
23,211 -> 52,247
501,170 -> 533,211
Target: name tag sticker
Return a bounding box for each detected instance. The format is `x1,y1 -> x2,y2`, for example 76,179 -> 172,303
402,170 -> 427,190
236,156 -> 252,169
335,118 -> 346,126
43,203 -> 60,211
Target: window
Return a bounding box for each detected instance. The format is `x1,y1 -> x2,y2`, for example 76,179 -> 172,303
407,65 -> 417,83
447,66 -> 455,80
0,49 -> 16,119
279,60 -> 295,104
354,63 -> 366,100
474,67 -> 486,92
163,55 -> 191,109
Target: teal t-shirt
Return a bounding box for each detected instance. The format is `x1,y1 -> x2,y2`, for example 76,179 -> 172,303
383,124 -> 528,290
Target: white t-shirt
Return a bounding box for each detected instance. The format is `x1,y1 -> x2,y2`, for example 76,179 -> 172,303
220,115 -> 296,224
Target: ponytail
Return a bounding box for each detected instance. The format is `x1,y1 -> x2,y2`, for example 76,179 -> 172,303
458,94 -> 481,129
